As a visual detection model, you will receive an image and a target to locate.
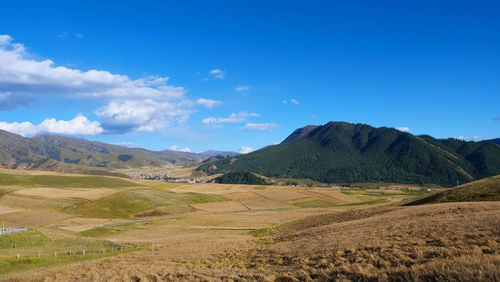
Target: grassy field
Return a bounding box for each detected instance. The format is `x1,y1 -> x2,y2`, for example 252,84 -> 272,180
0,229 -> 144,275
0,173 -> 141,188
0,169 -> 498,280
66,189 -> 227,219
404,175 -> 500,205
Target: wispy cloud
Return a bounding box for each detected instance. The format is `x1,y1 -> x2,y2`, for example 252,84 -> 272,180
239,146 -> 253,154
235,85 -> 250,92
457,136 -> 484,141
240,123 -> 279,131
202,111 -> 259,125
396,127 -> 410,132
169,145 -> 192,152
282,99 -> 299,104
207,68 -> 225,79
111,141 -> 138,147
197,98 -> 221,109
0,114 -> 102,136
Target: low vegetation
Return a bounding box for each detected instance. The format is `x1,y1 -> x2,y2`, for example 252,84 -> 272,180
0,230 -> 143,275
404,175 -> 500,205
209,203 -> 500,281
0,173 -> 140,188
66,189 -> 227,219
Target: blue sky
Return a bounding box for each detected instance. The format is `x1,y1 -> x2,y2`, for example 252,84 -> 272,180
0,1 -> 499,153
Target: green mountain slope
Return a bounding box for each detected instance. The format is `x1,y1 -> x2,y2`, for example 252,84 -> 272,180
196,122 -> 500,186
0,130 -> 202,172
403,175 -> 500,205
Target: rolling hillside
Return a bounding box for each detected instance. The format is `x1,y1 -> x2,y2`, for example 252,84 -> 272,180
404,175 -> 500,205
0,130 -> 203,172
197,122 -> 500,186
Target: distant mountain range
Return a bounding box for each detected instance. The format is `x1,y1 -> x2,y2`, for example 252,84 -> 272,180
0,130 -> 204,173
172,150 -> 239,158
486,138 -> 500,146
197,122 -> 500,186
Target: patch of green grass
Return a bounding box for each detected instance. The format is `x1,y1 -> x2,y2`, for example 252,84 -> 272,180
249,227 -> 271,237
404,175 -> 500,206
0,237 -> 144,275
152,183 -> 179,190
78,223 -> 141,238
341,190 -> 354,195
0,230 -> 48,249
66,189 -> 227,219
0,173 -> 141,188
290,198 -> 335,208
253,186 -> 267,190
340,198 -> 390,206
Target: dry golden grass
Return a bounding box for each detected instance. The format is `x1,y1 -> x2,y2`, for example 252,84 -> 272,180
4,202 -> 499,281
0,210 -> 70,227
0,195 -> 71,210
252,188 -> 309,201
0,205 -> 23,215
2,169 -> 497,281
304,188 -> 363,204
240,198 -> 295,211
191,201 -> 249,213
50,218 -> 130,232
12,188 -> 117,200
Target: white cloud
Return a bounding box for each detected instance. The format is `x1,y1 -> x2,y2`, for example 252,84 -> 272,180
0,35 -> 186,100
235,85 -> 250,92
96,100 -> 191,133
202,111 -> 260,125
0,35 -> 13,46
0,35 -> 226,135
169,145 -> 192,152
457,136 -> 483,141
240,123 -> 279,131
239,146 -> 253,154
0,114 -> 103,136
196,98 -> 221,109
396,127 -> 410,132
283,99 -> 299,104
208,68 -> 225,79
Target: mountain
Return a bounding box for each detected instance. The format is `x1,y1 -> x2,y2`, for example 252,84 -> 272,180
0,130 -> 203,172
173,150 -> 239,158
404,175 -> 500,205
196,121 -> 500,186
196,150 -> 239,157
486,138 -> 500,146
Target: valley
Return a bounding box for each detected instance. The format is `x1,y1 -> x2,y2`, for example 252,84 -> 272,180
0,168 -> 455,280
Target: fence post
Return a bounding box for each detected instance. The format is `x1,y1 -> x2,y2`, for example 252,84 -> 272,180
54,251 -> 57,258
17,253 -> 19,260
83,249 -> 85,256
38,250 -> 41,258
